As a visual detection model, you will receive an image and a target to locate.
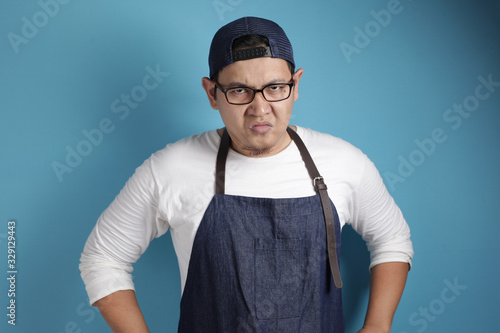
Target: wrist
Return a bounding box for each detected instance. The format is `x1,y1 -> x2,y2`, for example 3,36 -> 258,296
360,323 -> 391,333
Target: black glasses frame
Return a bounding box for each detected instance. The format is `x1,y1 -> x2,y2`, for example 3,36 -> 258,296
214,80 -> 295,105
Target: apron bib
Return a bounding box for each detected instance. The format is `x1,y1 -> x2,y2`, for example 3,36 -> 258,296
178,128 -> 344,332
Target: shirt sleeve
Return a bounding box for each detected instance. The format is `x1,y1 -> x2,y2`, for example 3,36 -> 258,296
79,157 -> 168,305
349,155 -> 414,270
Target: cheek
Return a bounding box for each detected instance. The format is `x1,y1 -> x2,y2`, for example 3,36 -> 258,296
277,103 -> 294,119
218,107 -> 243,127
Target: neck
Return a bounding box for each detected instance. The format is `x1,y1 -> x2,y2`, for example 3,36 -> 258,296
216,126 -> 297,158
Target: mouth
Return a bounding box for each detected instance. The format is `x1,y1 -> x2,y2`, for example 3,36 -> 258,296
248,122 -> 273,134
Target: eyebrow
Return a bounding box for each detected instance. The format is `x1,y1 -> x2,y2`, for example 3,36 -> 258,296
225,78 -> 290,88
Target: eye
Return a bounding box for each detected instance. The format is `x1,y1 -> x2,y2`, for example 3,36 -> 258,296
265,84 -> 289,95
231,88 -> 250,95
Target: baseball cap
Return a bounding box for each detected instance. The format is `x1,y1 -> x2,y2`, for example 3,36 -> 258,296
208,16 -> 295,78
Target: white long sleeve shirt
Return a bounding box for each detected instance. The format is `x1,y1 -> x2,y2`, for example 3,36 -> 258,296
79,126 -> 413,305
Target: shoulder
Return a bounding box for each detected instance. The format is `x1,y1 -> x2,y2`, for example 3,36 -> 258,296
295,126 -> 367,163
130,130 -> 220,191
149,130 -> 219,168
294,126 -> 375,189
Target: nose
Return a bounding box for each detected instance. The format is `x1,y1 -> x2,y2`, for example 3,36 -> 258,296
247,90 -> 271,116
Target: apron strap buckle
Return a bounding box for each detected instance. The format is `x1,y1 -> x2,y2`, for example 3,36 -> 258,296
314,176 -> 327,191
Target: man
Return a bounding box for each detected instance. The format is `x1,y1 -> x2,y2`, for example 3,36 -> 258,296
80,16 -> 413,332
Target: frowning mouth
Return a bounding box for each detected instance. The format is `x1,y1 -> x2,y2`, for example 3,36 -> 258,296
249,122 -> 273,134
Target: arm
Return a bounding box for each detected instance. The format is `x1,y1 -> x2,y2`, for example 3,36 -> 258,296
95,290 -> 149,333
357,262 -> 409,333
348,155 -> 413,332
79,157 -> 167,330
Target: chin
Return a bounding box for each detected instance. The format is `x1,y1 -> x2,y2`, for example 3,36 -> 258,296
248,146 -> 272,157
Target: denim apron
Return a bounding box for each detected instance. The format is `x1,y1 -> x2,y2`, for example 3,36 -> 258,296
178,128 -> 344,332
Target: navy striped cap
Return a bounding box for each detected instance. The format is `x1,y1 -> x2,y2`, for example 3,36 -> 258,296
208,17 -> 295,78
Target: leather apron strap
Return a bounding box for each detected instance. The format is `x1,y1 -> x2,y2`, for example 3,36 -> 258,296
214,127 -> 343,288
215,129 -> 230,195
287,127 -> 343,289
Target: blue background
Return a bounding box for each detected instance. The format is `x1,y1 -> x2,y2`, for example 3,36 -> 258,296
1,0 -> 500,332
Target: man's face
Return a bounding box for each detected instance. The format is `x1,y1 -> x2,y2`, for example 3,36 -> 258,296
203,57 -> 303,157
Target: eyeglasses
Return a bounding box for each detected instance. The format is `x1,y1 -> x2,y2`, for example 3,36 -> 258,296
214,80 -> 295,105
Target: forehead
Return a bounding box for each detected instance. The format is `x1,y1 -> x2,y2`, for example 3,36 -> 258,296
217,57 -> 291,85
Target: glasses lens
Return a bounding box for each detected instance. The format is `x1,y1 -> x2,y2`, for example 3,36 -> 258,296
262,84 -> 292,102
226,87 -> 254,104
223,82 -> 293,105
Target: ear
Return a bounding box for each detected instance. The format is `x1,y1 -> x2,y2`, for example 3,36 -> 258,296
292,68 -> 304,102
202,77 -> 219,110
